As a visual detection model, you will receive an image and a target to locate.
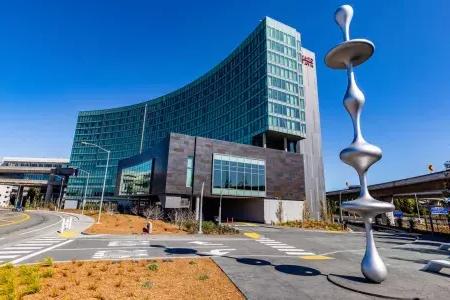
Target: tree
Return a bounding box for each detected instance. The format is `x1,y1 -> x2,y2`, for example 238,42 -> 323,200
26,187 -> 41,207
168,209 -> 196,230
143,205 -> 164,220
275,200 -> 284,224
393,198 -> 417,215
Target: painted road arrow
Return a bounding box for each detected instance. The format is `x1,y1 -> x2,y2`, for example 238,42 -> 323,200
201,248 -> 236,256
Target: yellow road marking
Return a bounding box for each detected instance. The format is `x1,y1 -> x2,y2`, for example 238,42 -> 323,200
300,255 -> 334,260
0,213 -> 30,227
244,232 -> 261,239
59,230 -> 77,238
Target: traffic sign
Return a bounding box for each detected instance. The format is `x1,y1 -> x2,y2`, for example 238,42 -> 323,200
393,210 -> 403,218
430,207 -> 449,215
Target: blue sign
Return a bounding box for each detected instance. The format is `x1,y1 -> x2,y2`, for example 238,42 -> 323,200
430,207 -> 449,215
393,210 -> 403,218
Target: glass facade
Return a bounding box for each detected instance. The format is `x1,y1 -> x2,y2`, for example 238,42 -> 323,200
212,154 -> 266,197
118,160 -> 153,196
185,157 -> 194,187
67,17 -> 306,198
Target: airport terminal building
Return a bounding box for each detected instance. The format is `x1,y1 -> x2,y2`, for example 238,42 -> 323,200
67,17 -> 325,222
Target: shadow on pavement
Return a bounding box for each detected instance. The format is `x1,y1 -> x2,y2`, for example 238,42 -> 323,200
235,258 -> 271,266
411,241 -> 443,247
388,256 -> 428,264
230,257 -> 322,277
420,269 -> 450,279
374,235 -> 416,241
165,248 -> 197,255
329,274 -> 371,284
275,265 -> 321,276
376,240 -> 412,246
394,247 -> 448,255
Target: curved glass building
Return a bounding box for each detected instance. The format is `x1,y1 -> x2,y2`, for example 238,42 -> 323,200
67,17 -> 325,217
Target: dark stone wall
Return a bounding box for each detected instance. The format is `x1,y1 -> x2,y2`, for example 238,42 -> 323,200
166,133 -> 305,201
165,134 -> 195,195
117,133 -> 306,202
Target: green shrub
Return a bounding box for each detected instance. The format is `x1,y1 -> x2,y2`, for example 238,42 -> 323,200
147,263 -> 159,271
198,274 -> 209,281
41,257 -> 54,267
142,281 -> 153,289
201,221 -> 216,234
41,269 -> 54,278
0,264 -> 41,298
183,220 -> 198,233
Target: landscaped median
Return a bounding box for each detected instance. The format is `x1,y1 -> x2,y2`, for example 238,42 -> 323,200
0,257 -> 243,299
73,210 -> 239,235
82,211 -> 186,235
277,220 -> 347,232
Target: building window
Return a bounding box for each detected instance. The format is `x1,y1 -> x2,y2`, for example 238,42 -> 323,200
118,159 -> 153,196
186,156 -> 194,187
212,153 -> 265,197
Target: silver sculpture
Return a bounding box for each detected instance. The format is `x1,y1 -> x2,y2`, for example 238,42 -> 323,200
325,5 -> 394,283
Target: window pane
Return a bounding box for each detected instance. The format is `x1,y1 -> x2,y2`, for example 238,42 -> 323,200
212,153 -> 266,196
213,170 -> 221,189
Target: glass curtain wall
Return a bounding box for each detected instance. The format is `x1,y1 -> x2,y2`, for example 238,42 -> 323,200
118,160 -> 153,196
67,17 -> 306,199
212,153 -> 266,197
266,18 -> 307,136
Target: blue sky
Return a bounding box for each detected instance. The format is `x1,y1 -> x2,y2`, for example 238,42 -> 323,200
0,0 -> 449,191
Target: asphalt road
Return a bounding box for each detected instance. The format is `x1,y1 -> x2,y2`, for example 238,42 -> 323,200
0,209 -> 92,265
1,216 -> 449,299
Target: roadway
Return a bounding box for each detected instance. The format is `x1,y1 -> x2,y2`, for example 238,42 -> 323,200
0,214 -> 449,299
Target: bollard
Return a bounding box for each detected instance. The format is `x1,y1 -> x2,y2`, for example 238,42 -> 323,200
60,219 -> 65,233
68,217 -> 73,230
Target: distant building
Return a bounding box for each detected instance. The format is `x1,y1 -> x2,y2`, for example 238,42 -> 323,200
67,17 -> 326,220
0,157 -> 76,207
445,161 -> 450,170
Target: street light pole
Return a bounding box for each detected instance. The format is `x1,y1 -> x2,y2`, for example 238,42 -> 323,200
77,168 -> 90,215
81,142 -> 111,224
218,189 -> 223,226
198,182 -> 204,234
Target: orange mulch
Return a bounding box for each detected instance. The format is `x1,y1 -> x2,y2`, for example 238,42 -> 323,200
82,212 -> 187,235
24,258 -> 244,300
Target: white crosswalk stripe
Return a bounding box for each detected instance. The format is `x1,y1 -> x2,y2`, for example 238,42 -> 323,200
15,244 -> 54,247
286,252 -> 315,256
255,237 -> 316,256
0,236 -> 67,265
93,251 -> 106,259
3,247 -> 42,250
0,255 -> 19,259
0,251 -> 32,254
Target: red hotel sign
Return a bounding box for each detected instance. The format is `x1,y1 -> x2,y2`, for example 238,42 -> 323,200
302,55 -> 314,68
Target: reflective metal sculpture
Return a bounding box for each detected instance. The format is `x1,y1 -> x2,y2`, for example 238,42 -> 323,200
325,5 -> 394,283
